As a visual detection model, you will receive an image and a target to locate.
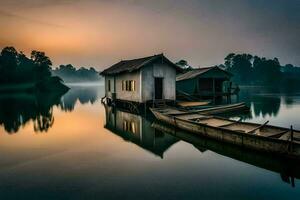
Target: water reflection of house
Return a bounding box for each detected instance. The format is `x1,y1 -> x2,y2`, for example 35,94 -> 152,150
104,106 -> 178,158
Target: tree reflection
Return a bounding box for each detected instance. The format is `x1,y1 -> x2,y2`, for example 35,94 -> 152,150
0,92 -> 62,134
0,86 -> 100,134
252,95 -> 281,117
59,86 -> 98,112
33,110 -> 54,132
236,87 -> 282,119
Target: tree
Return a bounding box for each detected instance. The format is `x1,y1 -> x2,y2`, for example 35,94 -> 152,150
31,50 -> 52,80
177,59 -> 188,66
252,56 -> 281,84
224,53 -> 235,70
0,47 -> 18,83
16,51 -> 35,82
224,53 -> 253,84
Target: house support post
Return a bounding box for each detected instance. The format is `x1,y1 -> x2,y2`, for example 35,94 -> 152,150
212,78 -> 216,104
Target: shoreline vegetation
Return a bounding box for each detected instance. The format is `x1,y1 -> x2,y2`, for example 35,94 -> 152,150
177,53 -> 300,89
221,53 -> 300,88
0,46 -> 69,94
2,46 -> 300,94
52,64 -> 103,83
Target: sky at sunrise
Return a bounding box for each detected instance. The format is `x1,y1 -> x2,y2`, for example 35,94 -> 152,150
0,0 -> 299,70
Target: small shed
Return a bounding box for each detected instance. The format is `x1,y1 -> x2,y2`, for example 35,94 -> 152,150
100,54 -> 181,106
176,66 -> 232,98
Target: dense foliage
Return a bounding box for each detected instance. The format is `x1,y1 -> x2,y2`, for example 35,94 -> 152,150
52,64 -> 102,83
0,46 -> 52,84
223,53 -> 300,86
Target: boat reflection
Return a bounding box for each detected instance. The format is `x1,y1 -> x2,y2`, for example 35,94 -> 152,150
152,121 -> 300,188
104,105 -> 179,158
104,105 -> 299,187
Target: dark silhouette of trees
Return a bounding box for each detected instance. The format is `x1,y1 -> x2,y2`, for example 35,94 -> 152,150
52,64 -> 101,82
0,47 -> 18,83
177,60 -> 188,66
176,59 -> 193,73
224,53 -> 286,85
225,53 -> 253,84
252,56 -> 281,84
0,46 -> 52,84
280,63 -> 300,89
31,50 -> 52,80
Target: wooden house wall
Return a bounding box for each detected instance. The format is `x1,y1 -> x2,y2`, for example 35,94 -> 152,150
176,78 -> 196,94
115,70 -> 141,102
105,75 -> 116,99
105,61 -> 177,103
176,68 -> 230,95
141,62 -> 176,102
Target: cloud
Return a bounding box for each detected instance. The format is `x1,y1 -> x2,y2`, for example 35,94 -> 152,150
0,0 -> 299,67
0,0 -> 78,8
0,10 -> 65,28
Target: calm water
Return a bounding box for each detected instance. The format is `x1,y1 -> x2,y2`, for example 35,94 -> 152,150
0,85 -> 300,200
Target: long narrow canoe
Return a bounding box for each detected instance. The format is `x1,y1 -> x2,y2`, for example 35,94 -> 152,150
152,121 -> 300,183
185,102 -> 249,115
150,107 -> 300,159
157,102 -> 249,115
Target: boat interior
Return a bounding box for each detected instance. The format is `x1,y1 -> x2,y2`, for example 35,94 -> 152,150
152,107 -> 300,143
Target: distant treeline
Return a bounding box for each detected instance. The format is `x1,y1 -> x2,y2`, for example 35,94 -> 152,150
0,46 -> 52,84
52,64 -> 102,83
220,53 -> 300,86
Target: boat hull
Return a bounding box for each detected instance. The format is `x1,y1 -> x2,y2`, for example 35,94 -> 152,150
151,109 -> 300,158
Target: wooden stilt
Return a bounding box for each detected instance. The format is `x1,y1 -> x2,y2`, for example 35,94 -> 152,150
212,78 -> 215,104
291,176 -> 295,187
290,125 -> 294,152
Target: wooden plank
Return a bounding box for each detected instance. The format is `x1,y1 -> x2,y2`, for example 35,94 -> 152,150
246,121 -> 269,134
177,114 -> 208,120
196,118 -> 234,127
218,121 -> 239,127
177,101 -> 210,107
268,130 -> 289,138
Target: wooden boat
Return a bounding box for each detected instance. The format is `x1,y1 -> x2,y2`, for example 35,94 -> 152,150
150,107 -> 300,158
152,121 -> 300,186
177,101 -> 211,108
161,102 -> 249,115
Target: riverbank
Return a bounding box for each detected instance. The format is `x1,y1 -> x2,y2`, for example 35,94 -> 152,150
0,76 -> 69,94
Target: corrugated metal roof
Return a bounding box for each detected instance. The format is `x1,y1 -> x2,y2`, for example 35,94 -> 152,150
176,66 -> 231,81
100,54 -> 181,75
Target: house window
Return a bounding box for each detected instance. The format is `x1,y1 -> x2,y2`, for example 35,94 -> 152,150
126,80 -> 129,91
123,120 -> 136,134
122,80 -> 125,91
108,80 -> 111,92
122,80 -> 135,91
130,80 -> 135,91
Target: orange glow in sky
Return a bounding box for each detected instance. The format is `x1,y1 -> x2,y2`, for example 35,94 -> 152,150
1,0 -> 299,69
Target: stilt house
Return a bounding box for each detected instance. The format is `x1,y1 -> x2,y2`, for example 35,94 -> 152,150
176,66 -> 233,98
100,54 -> 181,106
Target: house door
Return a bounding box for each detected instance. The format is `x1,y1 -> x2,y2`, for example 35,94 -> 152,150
155,78 -> 163,99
